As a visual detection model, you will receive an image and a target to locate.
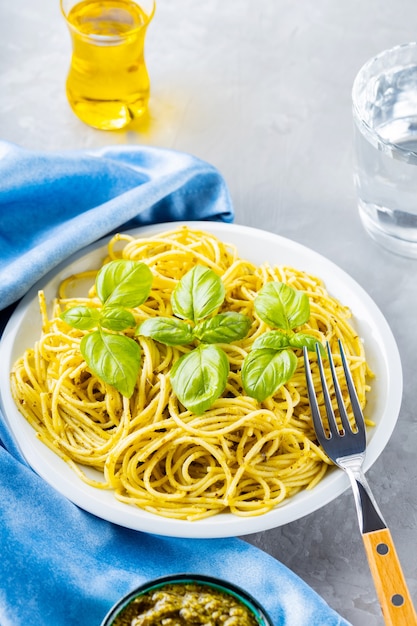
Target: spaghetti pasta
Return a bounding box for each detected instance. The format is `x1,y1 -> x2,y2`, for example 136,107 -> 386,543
10,226 -> 372,520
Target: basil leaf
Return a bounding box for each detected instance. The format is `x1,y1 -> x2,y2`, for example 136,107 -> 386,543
80,330 -> 141,398
254,282 -> 310,330
138,317 -> 194,346
288,333 -> 326,355
171,265 -> 225,322
241,348 -> 298,402
95,260 -> 153,308
252,330 -> 291,351
99,306 -> 136,331
60,306 -> 100,330
170,344 -> 229,414
194,312 -> 251,344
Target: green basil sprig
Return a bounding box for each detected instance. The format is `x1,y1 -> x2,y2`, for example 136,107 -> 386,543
171,264 -> 225,322
137,265 -> 251,414
80,330 -> 141,399
170,344 -> 230,415
241,281 -> 324,402
253,281 -> 310,330
60,260 -> 153,398
241,348 -> 298,403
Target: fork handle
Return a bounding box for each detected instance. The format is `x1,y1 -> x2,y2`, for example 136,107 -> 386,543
362,528 -> 417,625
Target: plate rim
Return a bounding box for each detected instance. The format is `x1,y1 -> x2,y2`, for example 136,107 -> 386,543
0,221 -> 403,538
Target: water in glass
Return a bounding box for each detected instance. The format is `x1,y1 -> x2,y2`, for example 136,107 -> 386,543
353,50 -> 417,257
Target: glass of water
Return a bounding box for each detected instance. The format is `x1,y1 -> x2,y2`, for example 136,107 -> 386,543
352,42 -> 417,258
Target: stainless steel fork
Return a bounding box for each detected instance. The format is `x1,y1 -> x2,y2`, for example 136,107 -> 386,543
303,340 -> 417,626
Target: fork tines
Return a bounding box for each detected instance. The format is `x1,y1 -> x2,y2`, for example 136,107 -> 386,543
303,339 -> 366,443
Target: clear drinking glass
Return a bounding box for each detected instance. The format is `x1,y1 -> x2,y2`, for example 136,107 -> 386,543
60,0 -> 155,130
352,42 -> 417,258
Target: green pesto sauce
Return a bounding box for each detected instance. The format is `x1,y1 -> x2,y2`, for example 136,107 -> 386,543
112,582 -> 260,626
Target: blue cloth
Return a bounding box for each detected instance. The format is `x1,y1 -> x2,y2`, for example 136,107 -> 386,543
0,142 -> 350,626
0,141 -> 233,310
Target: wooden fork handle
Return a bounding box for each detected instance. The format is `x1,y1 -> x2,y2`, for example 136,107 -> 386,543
362,527 -> 417,625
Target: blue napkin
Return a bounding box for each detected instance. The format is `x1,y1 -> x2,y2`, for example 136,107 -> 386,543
0,142 -> 351,626
0,141 -> 233,311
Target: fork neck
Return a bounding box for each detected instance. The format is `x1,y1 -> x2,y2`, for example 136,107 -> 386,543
340,456 -> 386,534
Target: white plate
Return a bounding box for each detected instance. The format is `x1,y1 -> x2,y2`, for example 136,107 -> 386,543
0,221 -> 403,538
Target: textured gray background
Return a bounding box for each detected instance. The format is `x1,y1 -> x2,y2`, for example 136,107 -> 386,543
1,1 -> 417,624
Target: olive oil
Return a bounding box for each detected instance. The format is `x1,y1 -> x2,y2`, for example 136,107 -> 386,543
63,0 -> 154,130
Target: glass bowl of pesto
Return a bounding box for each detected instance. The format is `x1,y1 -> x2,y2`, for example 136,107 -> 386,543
101,574 -> 274,626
